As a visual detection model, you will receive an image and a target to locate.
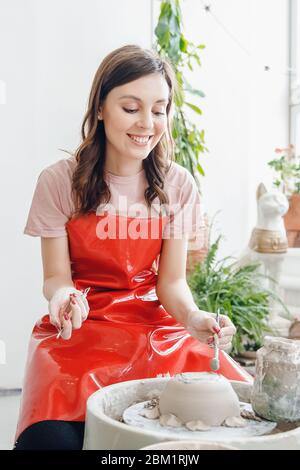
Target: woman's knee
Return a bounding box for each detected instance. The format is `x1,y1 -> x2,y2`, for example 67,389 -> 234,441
13,420 -> 85,450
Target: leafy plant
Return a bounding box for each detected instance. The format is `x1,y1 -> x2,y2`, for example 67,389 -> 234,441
268,144 -> 300,197
154,0 -> 208,190
187,233 -> 290,356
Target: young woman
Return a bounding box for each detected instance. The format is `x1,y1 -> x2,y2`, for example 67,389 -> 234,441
14,44 -> 251,450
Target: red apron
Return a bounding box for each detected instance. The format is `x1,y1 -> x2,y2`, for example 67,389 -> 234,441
15,212 -> 252,440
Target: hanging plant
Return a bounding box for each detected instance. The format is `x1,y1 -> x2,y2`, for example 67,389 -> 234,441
154,0 -> 208,190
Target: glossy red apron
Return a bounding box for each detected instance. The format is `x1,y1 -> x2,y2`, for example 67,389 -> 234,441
15,212 -> 252,440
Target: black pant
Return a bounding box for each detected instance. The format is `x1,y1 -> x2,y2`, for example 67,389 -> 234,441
13,420 -> 85,450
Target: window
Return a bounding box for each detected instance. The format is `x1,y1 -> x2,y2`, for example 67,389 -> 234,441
289,0 -> 300,153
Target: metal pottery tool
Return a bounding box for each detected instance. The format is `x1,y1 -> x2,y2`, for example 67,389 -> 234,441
56,287 -> 91,339
210,308 -> 220,371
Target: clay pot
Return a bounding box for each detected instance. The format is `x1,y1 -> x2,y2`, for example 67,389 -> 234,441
284,194 -> 300,247
158,373 -> 240,427
251,336 -> 300,422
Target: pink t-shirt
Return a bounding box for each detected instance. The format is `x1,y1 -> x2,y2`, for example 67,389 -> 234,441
23,155 -> 204,240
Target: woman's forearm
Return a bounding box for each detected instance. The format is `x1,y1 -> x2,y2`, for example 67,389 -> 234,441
156,279 -> 199,325
43,275 -> 74,301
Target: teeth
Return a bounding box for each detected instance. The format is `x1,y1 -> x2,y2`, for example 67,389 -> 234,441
128,134 -> 150,143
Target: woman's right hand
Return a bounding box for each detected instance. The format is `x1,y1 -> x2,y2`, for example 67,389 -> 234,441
48,286 -> 90,340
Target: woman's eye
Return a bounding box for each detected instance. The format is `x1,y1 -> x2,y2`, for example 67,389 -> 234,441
123,108 -> 165,116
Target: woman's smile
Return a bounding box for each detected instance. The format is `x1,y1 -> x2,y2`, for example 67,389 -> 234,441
127,133 -> 153,146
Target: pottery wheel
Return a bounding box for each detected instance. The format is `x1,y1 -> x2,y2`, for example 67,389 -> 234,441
123,401 -> 277,441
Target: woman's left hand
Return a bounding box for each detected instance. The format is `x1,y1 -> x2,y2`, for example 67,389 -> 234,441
212,313 -> 236,352
186,309 -> 236,352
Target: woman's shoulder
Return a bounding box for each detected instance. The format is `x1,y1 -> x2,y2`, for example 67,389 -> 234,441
164,160 -> 195,190
37,154 -> 76,215
42,153 -> 76,181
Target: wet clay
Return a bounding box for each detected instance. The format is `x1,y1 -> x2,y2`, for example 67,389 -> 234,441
157,372 -> 242,427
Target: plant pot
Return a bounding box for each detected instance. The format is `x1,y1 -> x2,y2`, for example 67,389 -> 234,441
284,194 -> 300,247
239,350 -> 257,360
289,319 -> 300,340
186,212 -> 209,276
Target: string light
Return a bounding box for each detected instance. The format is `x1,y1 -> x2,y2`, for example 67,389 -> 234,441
199,0 -> 296,79
153,0 -> 296,81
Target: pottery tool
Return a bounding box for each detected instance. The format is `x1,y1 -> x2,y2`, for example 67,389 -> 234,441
56,287 -> 90,339
210,308 -> 220,371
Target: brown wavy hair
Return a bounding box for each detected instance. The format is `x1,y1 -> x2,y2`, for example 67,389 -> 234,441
69,44 -> 178,219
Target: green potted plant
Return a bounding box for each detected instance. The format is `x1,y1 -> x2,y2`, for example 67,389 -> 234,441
154,0 -> 207,185
268,144 -> 300,247
154,0 -> 209,270
187,230 -> 290,357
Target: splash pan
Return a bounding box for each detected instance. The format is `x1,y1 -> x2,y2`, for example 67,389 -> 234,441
83,376 -> 300,450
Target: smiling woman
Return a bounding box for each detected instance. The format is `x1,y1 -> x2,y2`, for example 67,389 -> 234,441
16,44 -> 251,451
98,73 -> 170,175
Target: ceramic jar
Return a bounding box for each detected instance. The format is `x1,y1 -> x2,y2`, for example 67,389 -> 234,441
251,336 -> 300,422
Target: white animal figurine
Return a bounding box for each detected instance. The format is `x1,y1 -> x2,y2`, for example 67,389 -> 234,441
237,183 -> 291,337
248,183 -> 289,253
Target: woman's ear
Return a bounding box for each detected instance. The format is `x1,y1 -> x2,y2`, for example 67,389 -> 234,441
98,108 -> 103,120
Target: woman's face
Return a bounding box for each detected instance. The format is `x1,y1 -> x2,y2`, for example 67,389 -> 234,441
98,73 -> 170,166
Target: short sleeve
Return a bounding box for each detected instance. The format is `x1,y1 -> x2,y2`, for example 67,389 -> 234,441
23,168 -> 70,237
162,170 -> 206,248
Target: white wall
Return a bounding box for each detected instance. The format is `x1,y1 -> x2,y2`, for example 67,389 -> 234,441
0,0 -> 152,388
0,0 -> 289,387
154,0 -> 289,258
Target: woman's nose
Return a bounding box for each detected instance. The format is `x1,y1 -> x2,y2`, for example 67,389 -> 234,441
137,112 -> 154,129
